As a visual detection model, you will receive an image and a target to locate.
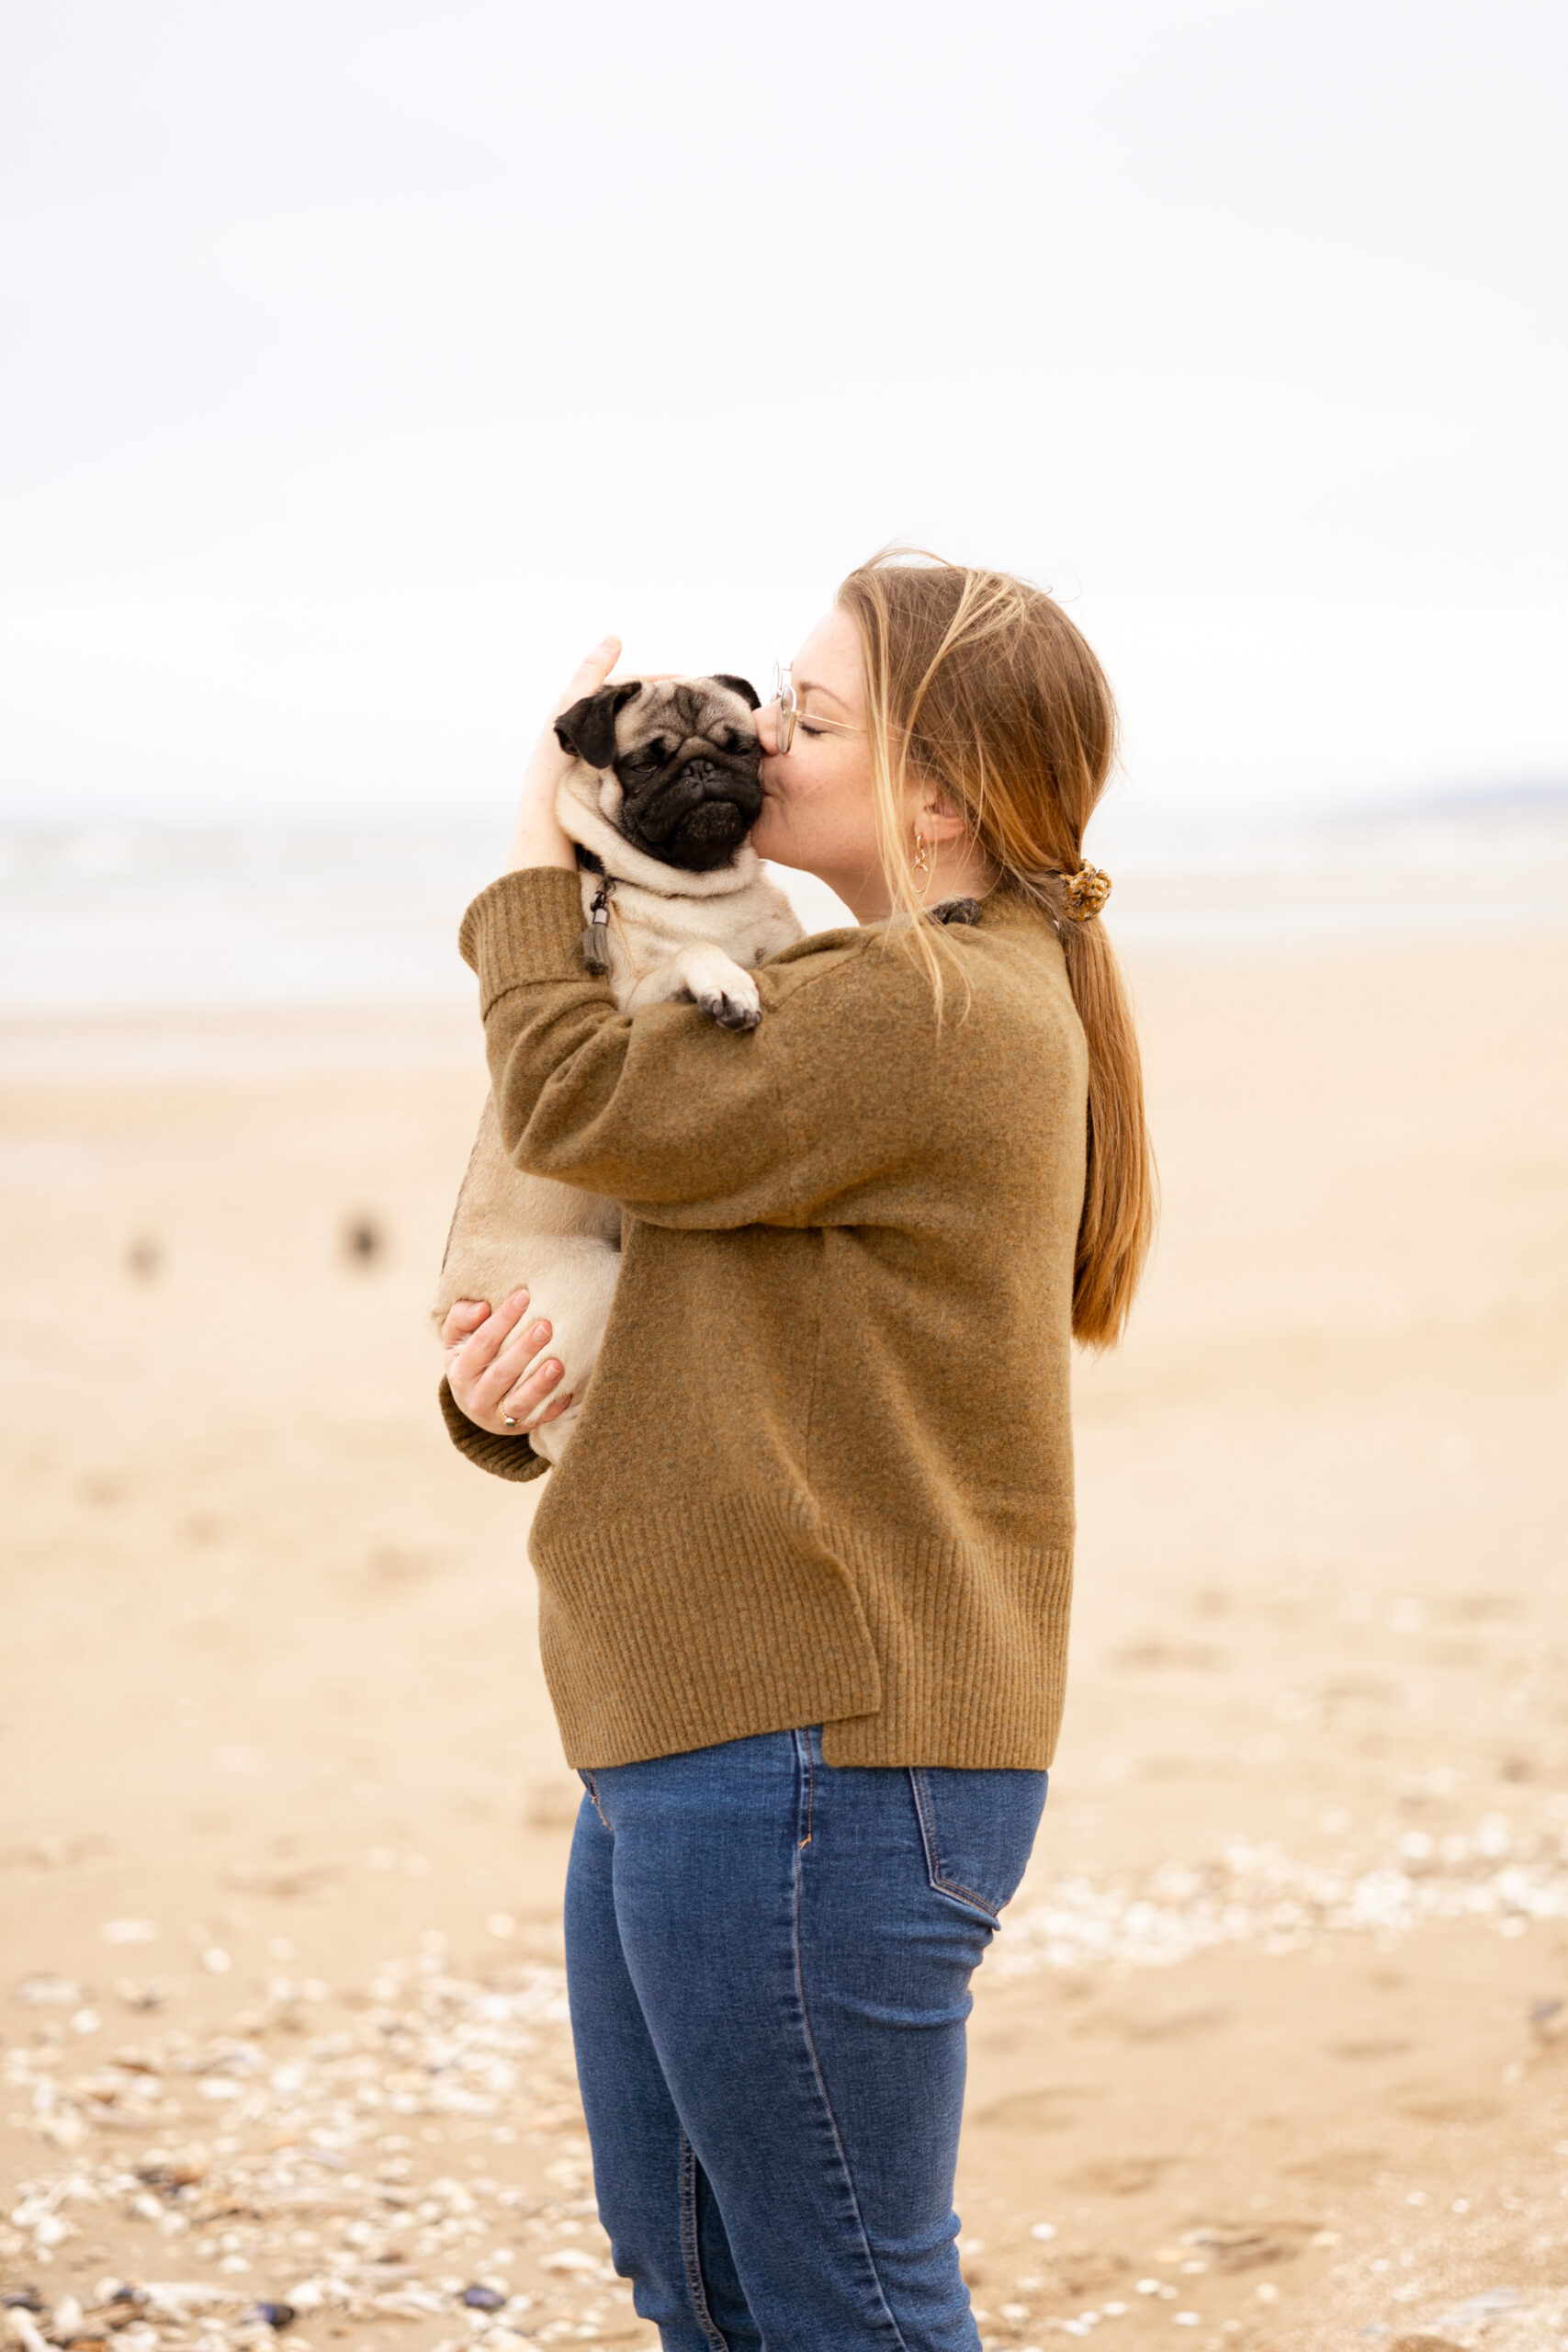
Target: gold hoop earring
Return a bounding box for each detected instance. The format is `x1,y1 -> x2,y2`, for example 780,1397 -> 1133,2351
911,830 -> 931,884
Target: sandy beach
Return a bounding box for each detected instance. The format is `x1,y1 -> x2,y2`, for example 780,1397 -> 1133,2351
4,933 -> 1567,2352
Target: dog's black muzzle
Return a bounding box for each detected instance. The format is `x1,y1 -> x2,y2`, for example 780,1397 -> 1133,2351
618,751 -> 765,872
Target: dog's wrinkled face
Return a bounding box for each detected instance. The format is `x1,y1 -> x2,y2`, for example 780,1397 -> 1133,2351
554,675 -> 762,872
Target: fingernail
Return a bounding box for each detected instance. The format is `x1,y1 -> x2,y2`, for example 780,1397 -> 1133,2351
542,1362 -> 563,1381
530,1320 -> 552,1344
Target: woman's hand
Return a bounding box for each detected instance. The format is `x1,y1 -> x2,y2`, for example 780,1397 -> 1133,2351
508,635 -> 623,874
442,1294 -> 573,1437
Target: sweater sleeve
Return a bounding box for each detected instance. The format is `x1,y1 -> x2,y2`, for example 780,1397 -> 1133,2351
460,867 -> 950,1231
437,1374 -> 549,1482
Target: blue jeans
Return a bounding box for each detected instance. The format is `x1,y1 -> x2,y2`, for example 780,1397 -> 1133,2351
563,1726 -> 1047,2351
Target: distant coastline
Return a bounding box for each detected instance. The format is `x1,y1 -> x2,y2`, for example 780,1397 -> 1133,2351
3,793 -> 1567,1016
1348,775 -> 1568,820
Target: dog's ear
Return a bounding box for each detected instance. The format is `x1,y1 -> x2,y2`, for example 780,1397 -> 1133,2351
711,673 -> 761,712
554,680 -> 644,770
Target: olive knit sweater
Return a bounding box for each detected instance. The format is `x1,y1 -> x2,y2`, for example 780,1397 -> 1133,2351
439,865 -> 1089,1770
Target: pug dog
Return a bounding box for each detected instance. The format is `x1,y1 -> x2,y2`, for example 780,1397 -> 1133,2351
433,674 -> 803,1464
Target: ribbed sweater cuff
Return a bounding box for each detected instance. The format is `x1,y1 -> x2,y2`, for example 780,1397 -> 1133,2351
458,867 -> 590,1012
438,1377 -> 550,1483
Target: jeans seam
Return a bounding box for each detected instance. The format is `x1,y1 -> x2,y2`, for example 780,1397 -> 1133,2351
581,1770 -> 611,1831
677,2131 -> 730,2352
907,1767 -> 1001,1924
795,1728 -> 815,1849
791,1783 -> 912,2350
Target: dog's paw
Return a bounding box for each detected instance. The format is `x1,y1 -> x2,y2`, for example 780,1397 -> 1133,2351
699,988 -> 762,1031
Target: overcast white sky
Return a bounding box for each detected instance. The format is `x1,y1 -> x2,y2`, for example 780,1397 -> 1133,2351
2,0 -> 1564,830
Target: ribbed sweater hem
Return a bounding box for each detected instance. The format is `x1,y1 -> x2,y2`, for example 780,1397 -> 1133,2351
532,1487 -> 879,1767
818,1519 -> 1073,1770
529,1486 -> 1073,1771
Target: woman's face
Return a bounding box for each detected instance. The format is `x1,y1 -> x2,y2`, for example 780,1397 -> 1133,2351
749,606 -> 886,913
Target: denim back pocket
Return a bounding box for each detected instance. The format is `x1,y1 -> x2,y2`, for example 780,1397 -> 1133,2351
908,1766 -> 1048,1923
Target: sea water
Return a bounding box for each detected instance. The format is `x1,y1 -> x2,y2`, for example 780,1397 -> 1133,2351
2,797 -> 1565,1030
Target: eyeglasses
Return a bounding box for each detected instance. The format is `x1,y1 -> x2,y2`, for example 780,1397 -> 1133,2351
769,662 -> 863,754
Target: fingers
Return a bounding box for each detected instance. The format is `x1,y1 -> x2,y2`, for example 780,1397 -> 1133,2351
550,635 -> 623,718
446,1288 -> 531,1376
440,1298 -> 491,1350
481,1317 -> 557,1406
500,1354 -> 572,1433
443,1287 -> 576,1439
526,1386 -> 575,1431
461,1305 -> 562,1416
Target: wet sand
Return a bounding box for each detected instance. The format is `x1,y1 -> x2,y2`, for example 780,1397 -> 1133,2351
3,937 -> 1567,2352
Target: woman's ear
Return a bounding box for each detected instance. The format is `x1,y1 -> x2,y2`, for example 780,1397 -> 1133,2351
917,790 -> 969,844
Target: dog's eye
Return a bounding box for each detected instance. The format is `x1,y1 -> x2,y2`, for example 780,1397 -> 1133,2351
626,740 -> 667,770
718,729 -> 750,752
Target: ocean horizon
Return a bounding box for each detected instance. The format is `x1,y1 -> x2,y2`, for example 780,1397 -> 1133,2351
3,790 -> 1566,1028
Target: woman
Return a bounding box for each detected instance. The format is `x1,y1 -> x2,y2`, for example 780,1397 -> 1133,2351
439,556 -> 1153,2351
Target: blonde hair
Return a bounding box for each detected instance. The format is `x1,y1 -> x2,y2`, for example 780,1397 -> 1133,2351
838,550 -> 1156,1347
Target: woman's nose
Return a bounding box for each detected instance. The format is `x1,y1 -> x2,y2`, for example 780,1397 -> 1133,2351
754,697 -> 781,757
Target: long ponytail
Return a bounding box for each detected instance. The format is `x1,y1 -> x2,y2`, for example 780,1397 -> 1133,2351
838,552 -> 1156,1346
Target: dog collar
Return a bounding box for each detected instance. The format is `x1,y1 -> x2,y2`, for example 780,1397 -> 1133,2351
573,841 -> 616,975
